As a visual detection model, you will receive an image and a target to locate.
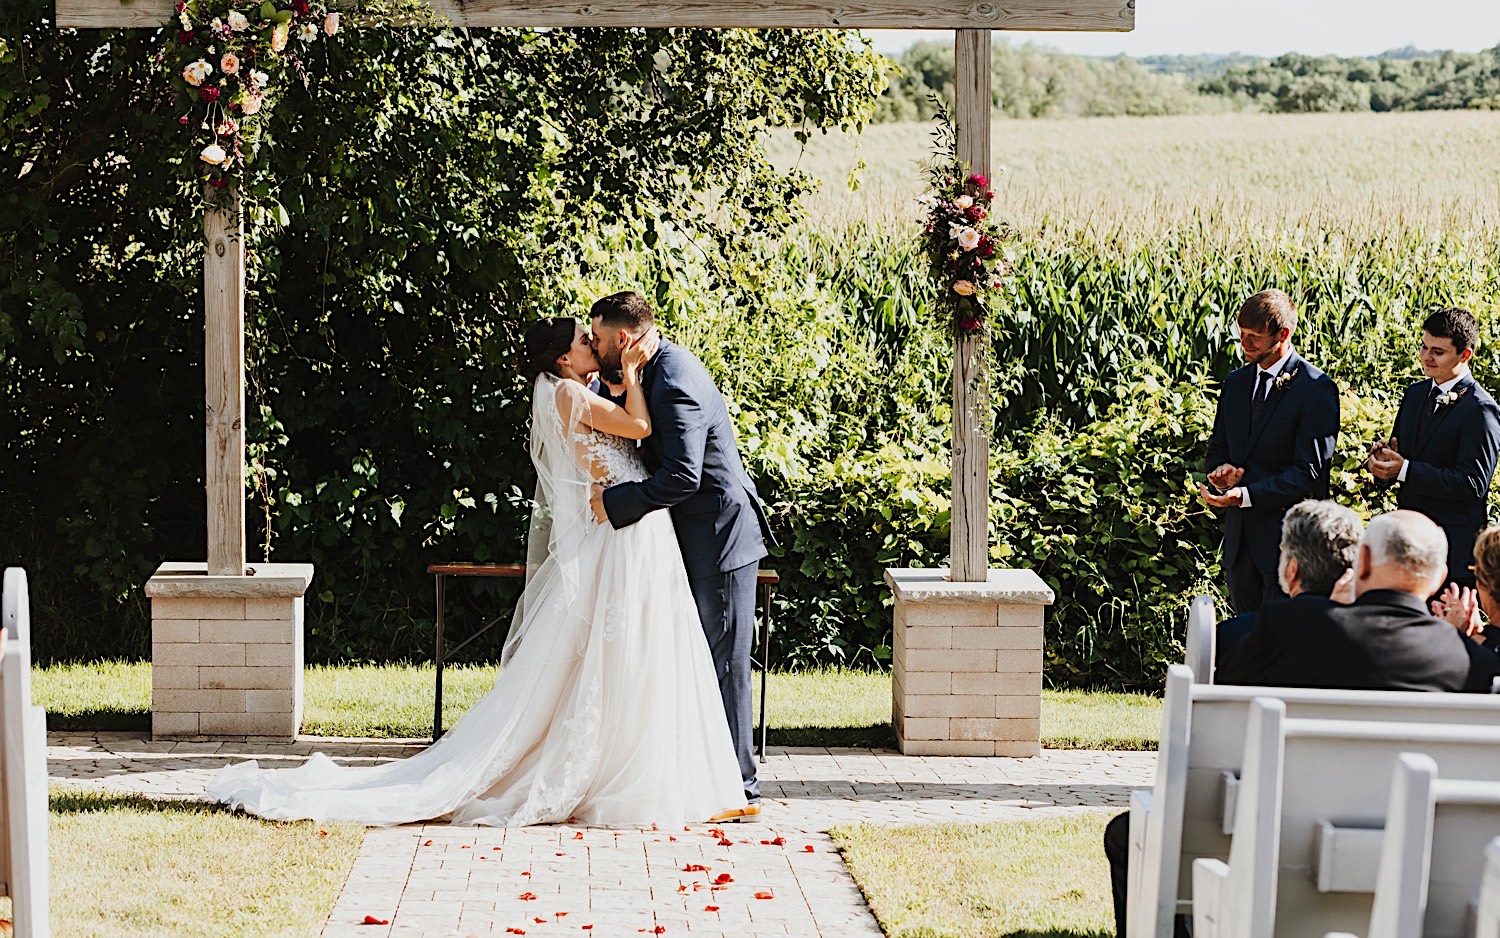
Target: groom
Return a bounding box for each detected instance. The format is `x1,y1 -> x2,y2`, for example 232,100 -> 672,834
587,291 -> 773,820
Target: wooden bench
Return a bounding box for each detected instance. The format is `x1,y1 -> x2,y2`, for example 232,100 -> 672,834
1128,665 -> 1500,938
1191,700 -> 1500,938
427,564 -> 780,758
1,568 -> 50,938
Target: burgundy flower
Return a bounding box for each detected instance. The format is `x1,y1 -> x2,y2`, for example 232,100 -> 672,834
210,176 -> 229,189
175,0 -> 186,10
199,86 -> 220,102
985,189 -> 995,200
975,237 -> 994,259
294,0 -> 310,13
967,173 -> 987,187
178,114 -> 190,124
959,315 -> 983,332
176,29 -> 196,43
965,205 -> 984,222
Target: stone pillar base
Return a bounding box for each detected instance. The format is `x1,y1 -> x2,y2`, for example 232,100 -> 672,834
885,568 -> 1054,757
145,561 -> 313,741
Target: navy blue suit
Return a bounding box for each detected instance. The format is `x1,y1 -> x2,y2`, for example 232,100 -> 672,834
1382,375 -> 1500,584
602,337 -> 771,803
1205,350 -> 1340,613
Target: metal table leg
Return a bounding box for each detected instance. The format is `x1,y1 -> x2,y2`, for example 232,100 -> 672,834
433,573 -> 445,742
758,580 -> 771,762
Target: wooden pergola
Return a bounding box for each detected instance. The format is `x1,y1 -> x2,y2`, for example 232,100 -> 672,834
56,0 -> 1134,584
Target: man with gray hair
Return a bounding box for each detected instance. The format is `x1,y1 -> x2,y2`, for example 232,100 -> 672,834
1216,499 -> 1363,668
1220,509 -> 1500,691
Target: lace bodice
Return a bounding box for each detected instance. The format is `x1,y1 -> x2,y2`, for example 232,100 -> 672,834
572,428 -> 649,486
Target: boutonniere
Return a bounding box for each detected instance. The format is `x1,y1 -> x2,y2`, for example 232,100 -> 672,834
1272,367 -> 1299,392
1436,387 -> 1469,408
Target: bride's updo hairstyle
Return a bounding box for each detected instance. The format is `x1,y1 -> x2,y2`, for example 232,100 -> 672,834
518,317 -> 577,382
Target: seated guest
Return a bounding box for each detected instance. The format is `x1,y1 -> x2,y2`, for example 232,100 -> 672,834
1110,499 -> 1364,938
1219,509 -> 1500,691
1432,524 -> 1500,649
1215,499 -> 1362,670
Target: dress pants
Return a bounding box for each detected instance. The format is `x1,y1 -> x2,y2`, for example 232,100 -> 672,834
1105,812 -> 1192,938
1226,548 -> 1286,616
689,561 -> 761,804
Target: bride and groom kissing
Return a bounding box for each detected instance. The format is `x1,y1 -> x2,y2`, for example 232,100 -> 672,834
209,291 -> 774,828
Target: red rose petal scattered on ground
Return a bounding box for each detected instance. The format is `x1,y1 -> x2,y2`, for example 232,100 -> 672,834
713,873 -> 733,885
535,917 -> 548,924
771,837 -> 786,846
361,915 -> 389,925
668,836 -> 677,842
676,884 -> 689,894
704,905 -> 720,912
555,912 -> 568,918
492,846 -> 502,851
754,892 -> 775,900
682,863 -> 708,872
556,852 -> 566,857
708,828 -> 725,838
802,845 -> 815,853
692,883 -> 703,891
710,885 -> 727,892
505,930 -> 526,935
318,829 -> 329,837
461,845 -> 471,849
717,837 -> 733,847
423,839 -> 433,846
519,892 -> 537,900
521,871 -> 532,877
582,926 -> 594,931
573,831 -> 584,840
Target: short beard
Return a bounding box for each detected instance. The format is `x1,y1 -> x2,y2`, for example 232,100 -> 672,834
600,367 -> 624,385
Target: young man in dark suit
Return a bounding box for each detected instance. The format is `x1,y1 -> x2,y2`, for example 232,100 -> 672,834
1217,509 -> 1500,691
1200,289 -> 1341,614
1368,307 -> 1500,591
588,292 -> 773,821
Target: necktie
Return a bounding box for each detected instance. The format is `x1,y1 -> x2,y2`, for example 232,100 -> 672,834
1417,383 -> 1443,441
1251,370 -> 1272,426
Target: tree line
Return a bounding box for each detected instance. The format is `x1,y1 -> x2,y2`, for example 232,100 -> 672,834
874,40 -> 1500,121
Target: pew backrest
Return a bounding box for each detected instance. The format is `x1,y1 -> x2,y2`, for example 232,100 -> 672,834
1185,595 -> 1218,685
1,567 -> 51,937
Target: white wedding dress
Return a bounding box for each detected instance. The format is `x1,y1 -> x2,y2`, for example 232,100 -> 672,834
207,373 -> 746,827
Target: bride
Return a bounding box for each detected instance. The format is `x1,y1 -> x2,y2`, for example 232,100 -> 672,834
208,317 -> 747,828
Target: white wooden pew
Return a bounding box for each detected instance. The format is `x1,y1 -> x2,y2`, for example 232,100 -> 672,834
1,568 -> 50,937
1191,700 -> 1500,938
1325,755 -> 1500,938
1128,665 -> 1500,938
1183,595 -> 1218,686
1476,835 -> 1500,938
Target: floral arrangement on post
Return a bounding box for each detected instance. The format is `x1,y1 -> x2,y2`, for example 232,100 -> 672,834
917,101 -> 1017,336
167,0 -> 339,212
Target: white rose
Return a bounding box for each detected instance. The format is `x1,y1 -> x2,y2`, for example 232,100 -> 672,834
200,144 -> 228,165
249,69 -> 269,90
956,227 -> 981,251
226,11 -> 249,30
954,195 -> 974,210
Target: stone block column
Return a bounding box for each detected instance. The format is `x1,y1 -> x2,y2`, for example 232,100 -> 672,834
885,568 -> 1054,757
145,561 -> 313,740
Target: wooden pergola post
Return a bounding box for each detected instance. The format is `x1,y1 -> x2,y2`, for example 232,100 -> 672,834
204,192 -> 246,577
950,28 -> 992,583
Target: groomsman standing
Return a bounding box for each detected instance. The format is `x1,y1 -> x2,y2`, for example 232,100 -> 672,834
1367,307 -> 1500,589
1200,289 -> 1341,614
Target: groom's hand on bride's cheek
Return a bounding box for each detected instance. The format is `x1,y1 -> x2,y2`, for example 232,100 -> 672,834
589,484 -> 608,524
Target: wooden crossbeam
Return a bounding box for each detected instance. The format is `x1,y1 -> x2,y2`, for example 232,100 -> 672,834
55,0 -> 1133,31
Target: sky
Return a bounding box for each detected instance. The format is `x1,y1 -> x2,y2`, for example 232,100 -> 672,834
863,0 -> 1500,58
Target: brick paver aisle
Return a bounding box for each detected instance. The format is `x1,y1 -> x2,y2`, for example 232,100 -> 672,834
48,732 -> 1155,937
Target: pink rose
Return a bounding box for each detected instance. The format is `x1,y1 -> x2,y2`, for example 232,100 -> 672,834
985,189 -> 995,200
324,12 -> 340,35
967,173 -> 987,187
220,52 -> 240,75
965,205 -> 984,222
952,280 -> 976,297
270,24 -> 288,51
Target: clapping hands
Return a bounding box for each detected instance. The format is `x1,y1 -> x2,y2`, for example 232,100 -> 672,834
1367,437 -> 1404,480
1199,463 -> 1245,508
1432,582 -> 1485,638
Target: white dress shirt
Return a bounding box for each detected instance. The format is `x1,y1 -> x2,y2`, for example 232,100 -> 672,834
1235,346 -> 1295,509
1396,370 -> 1467,482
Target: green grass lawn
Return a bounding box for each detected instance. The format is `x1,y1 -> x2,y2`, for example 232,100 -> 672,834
49,788 -> 362,937
34,661 -> 1161,749
832,812 -> 1115,938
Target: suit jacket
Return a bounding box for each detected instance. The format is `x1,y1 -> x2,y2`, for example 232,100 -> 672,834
1214,611 -> 1259,673
1383,375 -> 1500,581
601,338 -> 771,580
1218,589 -> 1500,692
1205,350 -> 1341,573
